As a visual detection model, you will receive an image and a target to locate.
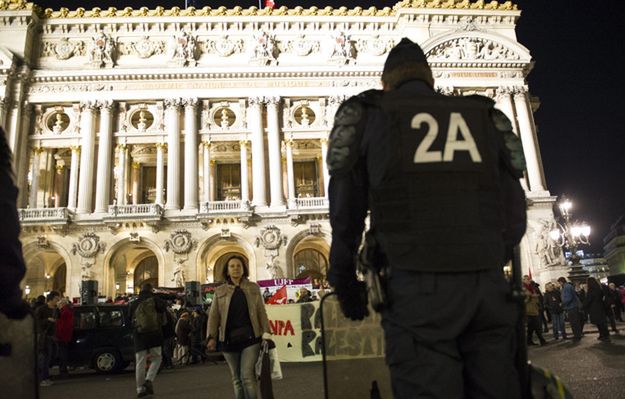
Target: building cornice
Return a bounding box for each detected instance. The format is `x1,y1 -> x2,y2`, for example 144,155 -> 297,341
1,0 -> 518,20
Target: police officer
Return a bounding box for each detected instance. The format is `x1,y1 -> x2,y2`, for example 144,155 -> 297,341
327,38 -> 527,398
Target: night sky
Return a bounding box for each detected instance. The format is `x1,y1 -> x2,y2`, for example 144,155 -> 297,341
32,0 -> 625,253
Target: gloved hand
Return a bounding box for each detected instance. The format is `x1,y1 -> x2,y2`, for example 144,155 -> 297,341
334,279 -> 369,321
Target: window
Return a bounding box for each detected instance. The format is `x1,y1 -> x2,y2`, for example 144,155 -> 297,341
294,161 -> 319,198
99,309 -> 125,328
141,165 -> 157,203
74,310 -> 97,330
294,248 -> 328,279
216,163 -> 241,201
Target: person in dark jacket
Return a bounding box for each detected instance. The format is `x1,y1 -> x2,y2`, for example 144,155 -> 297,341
604,283 -> 620,331
543,283 -> 565,340
175,311 -> 192,365
35,291 -> 60,386
327,38 -> 527,398
558,277 -> 582,341
584,277 -> 610,342
0,126 -> 30,320
129,283 -> 167,397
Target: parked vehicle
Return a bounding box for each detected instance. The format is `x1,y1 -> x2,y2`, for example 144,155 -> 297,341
64,304 -> 134,373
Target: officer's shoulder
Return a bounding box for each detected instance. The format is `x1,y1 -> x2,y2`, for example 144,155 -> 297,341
354,89 -> 384,106
463,94 -> 496,107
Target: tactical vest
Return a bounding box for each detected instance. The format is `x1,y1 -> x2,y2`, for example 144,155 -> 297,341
369,92 -> 505,272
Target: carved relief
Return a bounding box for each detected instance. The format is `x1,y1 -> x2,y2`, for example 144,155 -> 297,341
356,36 -> 394,56
534,219 -> 563,268
255,225 -> 287,278
250,31 -> 278,66
87,32 -> 116,68
207,36 -> 244,57
164,230 -> 197,255
427,37 -> 520,61
71,233 -> 106,281
130,36 -> 166,58
168,30 -> 197,66
282,34 -> 320,56
329,32 -> 355,65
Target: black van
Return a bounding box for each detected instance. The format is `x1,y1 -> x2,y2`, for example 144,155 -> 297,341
66,304 -> 134,373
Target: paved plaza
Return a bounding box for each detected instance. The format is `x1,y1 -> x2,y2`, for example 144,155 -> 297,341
40,325 -> 625,399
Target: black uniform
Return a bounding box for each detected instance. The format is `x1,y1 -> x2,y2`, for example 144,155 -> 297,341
327,73 -> 527,397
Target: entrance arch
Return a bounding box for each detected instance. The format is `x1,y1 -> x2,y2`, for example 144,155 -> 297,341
285,230 -> 331,279
103,238 -> 165,297
22,240 -> 73,299
195,234 -> 256,283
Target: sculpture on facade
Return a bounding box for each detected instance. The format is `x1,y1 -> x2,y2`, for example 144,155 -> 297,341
72,233 -> 106,281
88,32 -> 115,68
169,30 -> 197,66
428,37 -> 520,61
256,225 -> 287,278
250,30 -> 277,65
164,230 -> 197,286
172,260 -> 186,288
535,219 -> 562,267
330,32 -> 355,64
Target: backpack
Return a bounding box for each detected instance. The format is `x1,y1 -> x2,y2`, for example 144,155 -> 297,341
134,297 -> 160,333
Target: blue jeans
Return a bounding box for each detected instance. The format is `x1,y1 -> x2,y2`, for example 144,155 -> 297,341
223,343 -> 260,399
550,312 -> 565,338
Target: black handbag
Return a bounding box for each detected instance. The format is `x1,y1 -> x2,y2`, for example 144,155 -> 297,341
227,325 -> 254,344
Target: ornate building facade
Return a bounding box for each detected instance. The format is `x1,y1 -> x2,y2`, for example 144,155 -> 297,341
0,0 -> 565,299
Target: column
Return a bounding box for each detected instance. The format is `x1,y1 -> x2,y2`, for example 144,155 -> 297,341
240,140 -> 250,202
155,143 -> 166,205
248,97 -> 267,207
0,97 -> 6,131
28,147 -> 43,208
15,102 -> 32,208
266,97 -> 285,207
495,87 -> 519,135
320,137 -> 330,197
209,160 -> 217,201
202,141 -> 211,203
53,162 -> 64,208
165,98 -> 182,210
76,101 -> 97,214
131,162 -> 140,205
183,98 -> 199,211
285,139 -> 296,208
513,88 -> 546,192
116,144 -> 127,205
67,145 -> 80,210
94,100 -> 114,213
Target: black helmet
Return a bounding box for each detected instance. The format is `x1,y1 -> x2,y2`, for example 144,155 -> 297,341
382,37 -> 428,76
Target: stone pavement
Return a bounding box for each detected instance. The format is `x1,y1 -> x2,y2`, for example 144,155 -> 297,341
40,324 -> 625,399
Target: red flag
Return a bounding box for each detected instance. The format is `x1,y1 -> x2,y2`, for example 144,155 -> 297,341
265,0 -> 275,9
267,285 -> 287,304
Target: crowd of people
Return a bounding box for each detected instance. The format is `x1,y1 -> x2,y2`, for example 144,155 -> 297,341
524,275 -> 624,345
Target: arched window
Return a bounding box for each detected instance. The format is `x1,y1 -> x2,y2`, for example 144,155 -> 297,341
134,255 -> 158,293
294,248 -> 328,280
52,263 -> 66,295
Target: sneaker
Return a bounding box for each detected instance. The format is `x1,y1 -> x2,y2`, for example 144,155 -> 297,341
40,379 -> 54,387
143,380 -> 154,395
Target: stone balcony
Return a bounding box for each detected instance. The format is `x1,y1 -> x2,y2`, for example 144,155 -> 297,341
18,207 -> 71,226
288,197 -> 329,213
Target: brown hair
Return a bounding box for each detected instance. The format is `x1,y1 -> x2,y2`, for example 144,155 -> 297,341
222,254 -> 249,282
381,62 -> 434,90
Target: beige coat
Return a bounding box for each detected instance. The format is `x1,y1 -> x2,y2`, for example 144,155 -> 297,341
207,279 -> 272,342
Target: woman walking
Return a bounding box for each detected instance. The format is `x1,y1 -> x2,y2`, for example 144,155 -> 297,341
207,255 -> 271,399
584,277 -> 610,342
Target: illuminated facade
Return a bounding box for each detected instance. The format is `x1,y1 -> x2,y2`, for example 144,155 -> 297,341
0,0 -> 563,298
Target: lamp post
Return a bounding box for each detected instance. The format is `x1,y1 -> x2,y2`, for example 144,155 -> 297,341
549,195 -> 591,284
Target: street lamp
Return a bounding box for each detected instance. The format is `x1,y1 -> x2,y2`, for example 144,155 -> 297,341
549,195 -> 591,283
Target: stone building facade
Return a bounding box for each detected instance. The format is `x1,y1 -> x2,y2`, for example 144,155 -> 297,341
0,0 -> 565,299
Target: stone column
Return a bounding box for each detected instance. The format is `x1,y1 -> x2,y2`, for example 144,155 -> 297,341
28,147 -> 43,208
116,144 -> 127,205
495,87 -> 519,135
67,145 -> 80,210
248,97 -> 267,207
53,163 -> 64,208
285,139 -> 296,208
209,160 -> 217,201
94,100 -> 114,213
513,88 -> 546,192
320,137 -> 330,197
76,101 -> 97,213
165,98 -> 182,210
131,162 -> 140,205
240,140 -> 250,202
266,97 -> 284,207
202,141 -> 211,203
183,98 -> 198,211
0,97 -> 6,131
155,143 -> 166,205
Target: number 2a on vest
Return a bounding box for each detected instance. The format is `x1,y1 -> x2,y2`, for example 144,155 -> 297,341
411,112 -> 482,164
